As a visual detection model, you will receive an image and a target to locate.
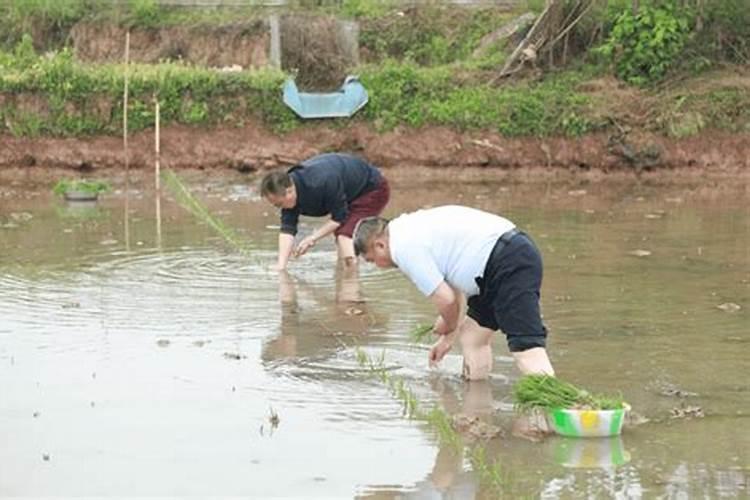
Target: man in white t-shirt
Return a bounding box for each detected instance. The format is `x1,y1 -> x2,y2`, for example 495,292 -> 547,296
352,205 -> 554,379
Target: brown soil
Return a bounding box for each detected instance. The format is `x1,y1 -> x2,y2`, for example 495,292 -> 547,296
71,21 -> 270,68
0,120 -> 747,184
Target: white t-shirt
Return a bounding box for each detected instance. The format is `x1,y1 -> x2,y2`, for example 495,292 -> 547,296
388,205 -> 515,297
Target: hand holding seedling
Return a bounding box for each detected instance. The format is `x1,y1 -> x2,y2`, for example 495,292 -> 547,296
429,335 -> 454,367
294,235 -> 316,257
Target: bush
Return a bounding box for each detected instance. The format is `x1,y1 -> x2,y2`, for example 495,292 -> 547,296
359,6 -> 507,67
359,60 -> 593,136
0,45 -> 295,136
0,0 -> 94,50
688,0 -> 750,65
597,2 -> 692,85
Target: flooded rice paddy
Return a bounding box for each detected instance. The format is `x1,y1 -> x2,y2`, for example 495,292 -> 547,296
1,168 -> 748,498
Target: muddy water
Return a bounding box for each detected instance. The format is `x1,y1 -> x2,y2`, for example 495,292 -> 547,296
1,168 -> 748,498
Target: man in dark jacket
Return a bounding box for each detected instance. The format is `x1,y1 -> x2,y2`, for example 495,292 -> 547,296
260,153 -> 390,271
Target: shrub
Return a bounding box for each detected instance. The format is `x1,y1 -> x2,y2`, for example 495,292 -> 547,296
597,2 -> 692,85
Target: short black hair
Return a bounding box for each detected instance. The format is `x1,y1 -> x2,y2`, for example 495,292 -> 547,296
259,169 -> 292,197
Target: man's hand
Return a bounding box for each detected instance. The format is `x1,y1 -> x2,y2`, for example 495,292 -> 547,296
429,335 -> 454,367
294,236 -> 316,257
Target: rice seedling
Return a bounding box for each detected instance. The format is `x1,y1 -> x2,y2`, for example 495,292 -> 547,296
161,170 -> 252,256
468,446 -> 505,493
352,345 -> 508,491
423,406 -> 462,449
354,346 -> 448,427
513,374 -> 625,412
354,347 -> 497,447
409,323 -> 433,343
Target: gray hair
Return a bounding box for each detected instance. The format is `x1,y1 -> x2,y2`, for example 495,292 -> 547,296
353,216 -> 389,256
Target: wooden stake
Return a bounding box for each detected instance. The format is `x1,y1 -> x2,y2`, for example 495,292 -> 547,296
155,97 -> 160,193
123,31 -> 130,251
155,97 -> 162,246
123,31 -> 130,173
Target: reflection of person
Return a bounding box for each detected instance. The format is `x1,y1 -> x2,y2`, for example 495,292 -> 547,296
353,205 -> 554,379
424,382 -> 487,497
262,270 -> 300,360
262,269 -> 377,363
335,259 -> 363,305
260,153 -> 390,271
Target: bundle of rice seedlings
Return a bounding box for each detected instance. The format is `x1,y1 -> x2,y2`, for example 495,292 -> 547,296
513,374 -> 624,412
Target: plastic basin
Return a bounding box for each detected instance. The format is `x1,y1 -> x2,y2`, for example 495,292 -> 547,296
64,191 -> 99,202
554,436 -> 631,468
547,404 -> 630,437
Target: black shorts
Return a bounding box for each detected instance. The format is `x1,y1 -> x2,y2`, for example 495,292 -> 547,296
466,231 -> 548,352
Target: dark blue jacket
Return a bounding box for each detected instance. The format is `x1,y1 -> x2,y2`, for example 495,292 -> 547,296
280,153 -> 382,235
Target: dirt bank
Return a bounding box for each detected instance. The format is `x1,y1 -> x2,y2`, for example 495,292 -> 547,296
1,121 -> 748,180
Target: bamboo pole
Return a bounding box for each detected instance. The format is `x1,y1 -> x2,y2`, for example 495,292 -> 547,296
155,97 -> 162,246
155,98 -> 161,193
123,31 -> 130,173
123,31 -> 131,251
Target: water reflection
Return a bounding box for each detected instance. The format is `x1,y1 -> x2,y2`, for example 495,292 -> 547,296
0,171 -> 748,498
359,378 -> 490,499
551,436 -> 630,469
262,267 -> 380,365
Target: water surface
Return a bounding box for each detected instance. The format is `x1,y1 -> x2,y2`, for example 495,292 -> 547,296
1,168 -> 748,498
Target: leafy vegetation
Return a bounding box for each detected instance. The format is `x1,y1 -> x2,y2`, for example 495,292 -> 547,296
360,60 -> 594,136
681,0 -> 750,66
0,0 -> 747,140
513,374 -> 625,412
0,41 -> 295,136
52,179 -> 111,196
359,5 -> 511,66
596,1 -> 692,85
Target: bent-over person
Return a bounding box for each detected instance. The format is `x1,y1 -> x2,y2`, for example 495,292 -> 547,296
260,153 -> 390,271
353,205 -> 554,379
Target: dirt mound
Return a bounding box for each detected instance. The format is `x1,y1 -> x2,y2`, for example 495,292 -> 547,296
0,120 -> 747,180
71,21 -> 270,68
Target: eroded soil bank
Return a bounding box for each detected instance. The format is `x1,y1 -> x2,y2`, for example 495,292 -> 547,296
1,122 -> 748,183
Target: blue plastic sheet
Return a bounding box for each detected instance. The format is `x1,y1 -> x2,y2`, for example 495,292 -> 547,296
282,76 -> 369,119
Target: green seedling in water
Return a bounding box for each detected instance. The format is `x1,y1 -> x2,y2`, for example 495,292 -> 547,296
424,406 -> 462,449
53,179 -> 111,196
409,323 -> 433,343
352,344 -> 505,491
469,447 -> 505,493
513,374 -> 625,412
161,170 -> 251,256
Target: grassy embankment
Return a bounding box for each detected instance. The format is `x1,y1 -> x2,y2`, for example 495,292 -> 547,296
0,0 -> 748,140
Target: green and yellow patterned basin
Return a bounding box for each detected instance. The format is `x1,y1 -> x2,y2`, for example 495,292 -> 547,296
548,403 -> 630,437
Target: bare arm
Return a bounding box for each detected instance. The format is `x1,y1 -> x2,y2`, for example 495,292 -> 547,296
294,219 -> 342,257
429,281 -> 461,335
427,282 -> 462,365
274,232 -> 295,270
